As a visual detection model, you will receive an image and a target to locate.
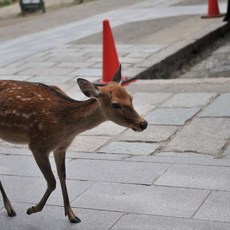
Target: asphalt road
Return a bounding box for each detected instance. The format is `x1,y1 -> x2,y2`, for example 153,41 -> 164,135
0,0 -> 140,42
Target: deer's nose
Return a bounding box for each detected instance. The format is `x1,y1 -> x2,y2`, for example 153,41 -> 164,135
140,121 -> 148,130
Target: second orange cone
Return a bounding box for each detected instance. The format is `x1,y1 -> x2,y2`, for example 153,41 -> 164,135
202,0 -> 224,18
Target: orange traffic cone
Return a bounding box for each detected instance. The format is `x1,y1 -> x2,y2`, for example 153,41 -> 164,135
94,19 -> 136,86
202,0 -> 224,18
102,19 -> 119,84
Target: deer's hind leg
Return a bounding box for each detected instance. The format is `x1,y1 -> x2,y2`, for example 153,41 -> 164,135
0,180 -> 16,217
27,147 -> 56,215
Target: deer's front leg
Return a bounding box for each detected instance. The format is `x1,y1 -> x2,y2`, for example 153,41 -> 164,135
54,147 -> 81,223
27,147 -> 56,215
0,180 -> 16,217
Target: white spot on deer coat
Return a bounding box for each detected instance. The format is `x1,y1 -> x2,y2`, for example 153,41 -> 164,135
22,113 -> 30,119
38,123 -> 43,131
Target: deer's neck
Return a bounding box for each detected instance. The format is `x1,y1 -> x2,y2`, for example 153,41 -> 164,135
63,99 -> 107,134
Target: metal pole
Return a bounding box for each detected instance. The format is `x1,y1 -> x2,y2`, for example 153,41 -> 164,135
224,0 -> 230,21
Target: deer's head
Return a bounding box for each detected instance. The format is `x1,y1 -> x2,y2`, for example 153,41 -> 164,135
77,66 -> 148,132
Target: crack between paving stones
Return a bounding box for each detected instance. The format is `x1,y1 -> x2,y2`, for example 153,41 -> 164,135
160,149 -> 215,156
70,181 -> 96,204
0,173 -> 44,179
152,164 -> 172,185
94,127 -> 130,153
190,190 -> 212,219
109,213 -> 127,230
125,158 -> 230,168
195,93 -> 220,117
154,183 -> 230,193
67,153 -> 132,161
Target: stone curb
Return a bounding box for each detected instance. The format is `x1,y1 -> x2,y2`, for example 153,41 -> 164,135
137,21 -> 230,80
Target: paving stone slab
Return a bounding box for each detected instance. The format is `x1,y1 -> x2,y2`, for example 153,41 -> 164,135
0,139 -> 27,148
194,191 -> 230,223
23,55 -> 49,63
127,78 -> 230,94
60,83 -> 85,100
0,203 -> 122,230
0,145 -> 31,156
146,107 -> 199,125
132,93 -> 172,106
119,57 -> 144,64
0,175 -> 92,206
28,75 -> 75,83
99,141 -> 159,155
0,75 -> 32,81
117,125 -> 178,142
0,67 -> 25,75
123,67 -> 146,77
73,182 -> 209,218
127,152 -> 230,167
18,67 -> 75,76
111,213 -> 230,230
0,155 -> 45,177
165,118 -> 230,155
56,61 -> 93,68
155,164 -> 230,191
19,61 -> 57,68
134,104 -> 156,116
81,121 -> 126,136
5,61 -> 26,68
69,136 -> 112,152
47,55 -> 87,63
66,91 -> 85,101
65,159 -> 169,185
125,51 -> 151,58
199,93 -> 230,117
46,52 -> 84,58
161,93 -> 216,108
224,145 -> 230,158
71,68 -> 101,77
83,57 -> 103,63
83,51 -> 102,59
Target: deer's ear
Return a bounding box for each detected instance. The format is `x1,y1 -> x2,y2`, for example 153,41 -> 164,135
77,78 -> 100,98
112,64 -> 122,83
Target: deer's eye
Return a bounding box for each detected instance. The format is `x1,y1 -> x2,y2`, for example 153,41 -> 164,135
112,103 -> 121,109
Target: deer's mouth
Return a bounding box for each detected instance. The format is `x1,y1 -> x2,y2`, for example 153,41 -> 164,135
132,127 -> 144,132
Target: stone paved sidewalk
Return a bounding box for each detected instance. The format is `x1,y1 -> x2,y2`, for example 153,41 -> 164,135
1,0 -> 230,229
1,79 -> 230,229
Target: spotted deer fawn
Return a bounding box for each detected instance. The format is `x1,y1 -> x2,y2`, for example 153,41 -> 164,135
0,66 -> 147,223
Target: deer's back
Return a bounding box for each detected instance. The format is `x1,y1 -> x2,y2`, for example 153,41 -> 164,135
0,80 -> 75,146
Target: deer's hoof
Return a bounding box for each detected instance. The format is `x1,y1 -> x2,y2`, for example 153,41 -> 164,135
7,208 -> 16,217
4,201 -> 16,217
70,216 -> 81,223
26,206 -> 35,215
